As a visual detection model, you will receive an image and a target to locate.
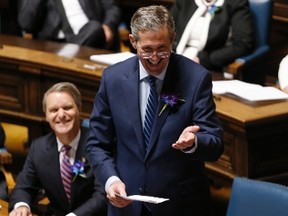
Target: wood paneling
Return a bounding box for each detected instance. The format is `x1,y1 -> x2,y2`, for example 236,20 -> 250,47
0,35 -> 108,142
207,95 -> 288,186
1,34 -> 288,188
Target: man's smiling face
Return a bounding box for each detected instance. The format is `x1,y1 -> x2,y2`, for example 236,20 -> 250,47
130,26 -> 173,76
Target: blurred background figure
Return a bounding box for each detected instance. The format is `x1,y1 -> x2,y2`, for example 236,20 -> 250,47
278,54 -> 288,93
0,123 -> 12,201
17,0 -> 121,51
0,0 -> 21,35
0,123 -> 5,152
171,0 -> 254,72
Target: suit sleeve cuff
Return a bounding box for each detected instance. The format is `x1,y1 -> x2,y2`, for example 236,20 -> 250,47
182,136 -> 198,154
105,176 -> 121,193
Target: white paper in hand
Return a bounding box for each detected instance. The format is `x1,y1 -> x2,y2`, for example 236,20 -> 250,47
116,194 -> 169,204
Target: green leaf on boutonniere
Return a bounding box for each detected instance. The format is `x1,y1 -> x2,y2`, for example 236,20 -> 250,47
159,94 -> 185,116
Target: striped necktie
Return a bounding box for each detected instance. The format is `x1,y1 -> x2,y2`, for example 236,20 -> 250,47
61,145 -> 72,202
144,76 -> 158,153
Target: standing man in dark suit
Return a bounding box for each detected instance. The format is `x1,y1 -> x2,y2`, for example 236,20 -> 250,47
17,0 -> 121,51
9,82 -> 107,216
86,5 -> 223,216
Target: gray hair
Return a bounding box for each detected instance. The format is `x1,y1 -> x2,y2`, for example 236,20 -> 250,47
42,82 -> 82,113
130,5 -> 175,42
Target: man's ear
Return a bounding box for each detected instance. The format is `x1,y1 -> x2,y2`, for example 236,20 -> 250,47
129,34 -> 137,49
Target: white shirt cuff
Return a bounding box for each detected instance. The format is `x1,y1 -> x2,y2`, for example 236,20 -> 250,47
105,176 -> 121,193
14,202 -> 30,210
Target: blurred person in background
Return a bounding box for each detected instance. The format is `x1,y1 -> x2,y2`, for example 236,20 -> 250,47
18,0 -> 121,51
0,123 -> 9,201
0,0 -> 21,35
171,0 -> 254,72
278,54 -> 288,94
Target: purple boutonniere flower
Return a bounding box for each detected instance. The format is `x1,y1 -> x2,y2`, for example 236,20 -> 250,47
159,94 -> 186,116
71,157 -> 87,182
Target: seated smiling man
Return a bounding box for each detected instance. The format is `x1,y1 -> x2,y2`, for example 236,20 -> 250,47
9,82 -> 107,216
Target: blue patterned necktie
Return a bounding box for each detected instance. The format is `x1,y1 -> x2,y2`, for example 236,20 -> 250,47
61,145 -> 72,202
144,76 -> 158,153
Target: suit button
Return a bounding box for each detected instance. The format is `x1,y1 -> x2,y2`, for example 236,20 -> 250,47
139,187 -> 146,194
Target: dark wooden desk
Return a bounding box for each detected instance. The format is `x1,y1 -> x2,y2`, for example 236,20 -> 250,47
207,95 -> 288,186
1,35 -> 288,187
0,35 -> 109,142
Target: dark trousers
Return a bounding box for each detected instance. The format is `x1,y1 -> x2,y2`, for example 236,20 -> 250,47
65,21 -> 119,51
0,172 -> 8,201
141,204 -> 152,216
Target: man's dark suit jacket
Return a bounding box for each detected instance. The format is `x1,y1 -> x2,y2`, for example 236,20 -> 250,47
171,0 -> 254,71
18,0 -> 121,50
86,53 -> 223,216
9,127 -> 107,216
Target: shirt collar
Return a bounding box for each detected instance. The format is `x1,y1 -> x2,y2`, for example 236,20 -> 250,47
57,130 -> 81,152
139,60 -> 167,82
195,0 -> 225,7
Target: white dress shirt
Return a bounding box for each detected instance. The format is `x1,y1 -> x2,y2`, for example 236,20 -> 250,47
176,0 -> 225,59
14,131 -> 81,216
58,0 -> 89,38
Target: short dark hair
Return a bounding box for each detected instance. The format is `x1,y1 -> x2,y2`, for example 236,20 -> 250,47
130,5 -> 176,42
42,82 -> 82,113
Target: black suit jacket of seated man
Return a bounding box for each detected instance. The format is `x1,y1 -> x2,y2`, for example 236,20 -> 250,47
9,127 -> 107,216
18,0 -> 121,51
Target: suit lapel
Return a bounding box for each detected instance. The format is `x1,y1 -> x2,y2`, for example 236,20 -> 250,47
146,55 -> 180,157
74,129 -> 86,160
78,0 -> 94,20
54,0 -> 74,36
45,136 -> 70,206
70,128 -> 87,204
121,56 -> 181,158
145,102 -> 169,158
121,59 -> 147,157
